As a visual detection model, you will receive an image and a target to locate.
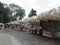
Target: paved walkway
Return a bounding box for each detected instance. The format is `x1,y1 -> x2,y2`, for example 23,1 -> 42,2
0,33 -> 13,45
0,30 -> 60,45
0,32 -> 22,45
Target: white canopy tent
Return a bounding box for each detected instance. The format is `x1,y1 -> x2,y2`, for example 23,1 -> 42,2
7,20 -> 22,24
23,16 -> 38,22
38,7 -> 60,20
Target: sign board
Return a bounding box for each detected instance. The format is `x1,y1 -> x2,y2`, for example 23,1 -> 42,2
42,30 -> 52,38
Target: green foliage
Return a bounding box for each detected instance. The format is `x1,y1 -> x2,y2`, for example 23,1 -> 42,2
9,3 -> 20,9
3,7 -> 11,23
0,2 -> 10,24
9,16 -> 16,21
0,2 -> 4,14
28,8 -> 37,17
16,8 -> 25,19
9,3 -> 25,20
0,2 -> 25,23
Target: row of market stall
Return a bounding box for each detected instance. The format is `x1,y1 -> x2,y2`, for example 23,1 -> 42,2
4,14 -> 60,38
5,20 -> 25,31
23,15 -> 60,38
0,14 -> 60,38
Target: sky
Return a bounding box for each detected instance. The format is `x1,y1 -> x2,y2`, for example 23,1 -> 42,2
0,0 -> 60,18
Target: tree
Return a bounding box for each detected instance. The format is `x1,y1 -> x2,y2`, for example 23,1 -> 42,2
28,8 -> 37,17
0,2 -> 10,24
9,3 -> 25,20
0,2 -> 25,23
16,8 -> 25,19
3,7 -> 11,23
0,2 -> 4,23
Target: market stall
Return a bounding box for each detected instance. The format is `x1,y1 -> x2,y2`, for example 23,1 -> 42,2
38,15 -> 60,38
0,23 -> 4,30
26,16 -> 42,35
6,20 -> 21,30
